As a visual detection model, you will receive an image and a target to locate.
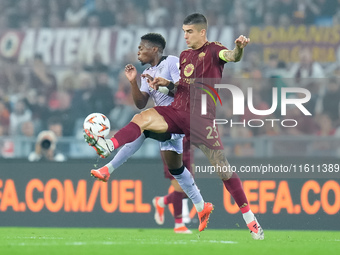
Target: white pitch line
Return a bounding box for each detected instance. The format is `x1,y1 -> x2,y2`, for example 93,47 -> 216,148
208,240 -> 237,244
190,240 -> 237,244
0,240 -> 238,246
8,236 -> 64,240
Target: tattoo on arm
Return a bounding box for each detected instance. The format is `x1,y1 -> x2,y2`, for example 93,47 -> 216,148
223,47 -> 244,62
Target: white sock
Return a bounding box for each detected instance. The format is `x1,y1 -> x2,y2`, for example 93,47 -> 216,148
175,222 -> 185,228
110,134 -> 146,171
171,167 -> 204,206
242,210 -> 255,224
194,200 -> 205,212
157,197 -> 165,207
182,198 -> 190,224
105,163 -> 115,174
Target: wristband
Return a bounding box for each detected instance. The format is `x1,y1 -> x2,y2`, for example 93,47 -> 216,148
168,82 -> 175,90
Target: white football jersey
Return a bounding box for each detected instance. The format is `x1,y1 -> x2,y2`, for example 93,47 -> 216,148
140,55 -> 179,106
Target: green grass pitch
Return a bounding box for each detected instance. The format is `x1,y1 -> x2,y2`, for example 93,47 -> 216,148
0,228 -> 339,255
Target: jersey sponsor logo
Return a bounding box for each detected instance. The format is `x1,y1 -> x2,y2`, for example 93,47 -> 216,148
184,63 -> 194,77
181,58 -> 186,64
183,77 -> 195,84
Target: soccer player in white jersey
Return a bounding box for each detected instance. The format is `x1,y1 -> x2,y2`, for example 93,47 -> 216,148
89,33 -> 192,234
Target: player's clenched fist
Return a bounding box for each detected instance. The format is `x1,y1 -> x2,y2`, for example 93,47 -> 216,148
235,35 -> 250,49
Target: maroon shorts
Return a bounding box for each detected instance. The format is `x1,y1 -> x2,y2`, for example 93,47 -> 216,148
154,105 -> 224,150
162,137 -> 194,180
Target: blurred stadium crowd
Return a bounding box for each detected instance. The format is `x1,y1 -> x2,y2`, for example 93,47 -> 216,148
0,0 -> 339,29
1,0 -> 340,158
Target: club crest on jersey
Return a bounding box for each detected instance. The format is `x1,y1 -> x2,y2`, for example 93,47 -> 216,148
184,63 -> 194,77
158,65 -> 163,73
198,52 -> 206,60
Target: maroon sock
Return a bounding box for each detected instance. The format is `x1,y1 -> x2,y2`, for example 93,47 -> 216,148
110,122 -> 141,149
163,192 -> 174,205
223,172 -> 250,213
164,191 -> 184,224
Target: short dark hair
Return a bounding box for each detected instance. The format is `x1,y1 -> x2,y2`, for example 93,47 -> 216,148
141,33 -> 166,52
183,13 -> 207,28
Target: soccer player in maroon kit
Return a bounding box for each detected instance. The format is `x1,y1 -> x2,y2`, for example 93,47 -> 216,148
85,13 -> 264,240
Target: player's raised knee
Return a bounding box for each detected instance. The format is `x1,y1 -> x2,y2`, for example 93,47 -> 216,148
131,112 -> 150,127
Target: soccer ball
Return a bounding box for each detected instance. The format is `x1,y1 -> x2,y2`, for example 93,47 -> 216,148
83,113 -> 111,138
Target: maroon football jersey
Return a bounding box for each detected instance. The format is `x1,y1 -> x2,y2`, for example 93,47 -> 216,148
172,41 -> 228,118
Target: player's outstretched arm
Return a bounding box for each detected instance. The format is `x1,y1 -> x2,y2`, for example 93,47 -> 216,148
125,64 -> 149,109
220,35 -> 250,62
